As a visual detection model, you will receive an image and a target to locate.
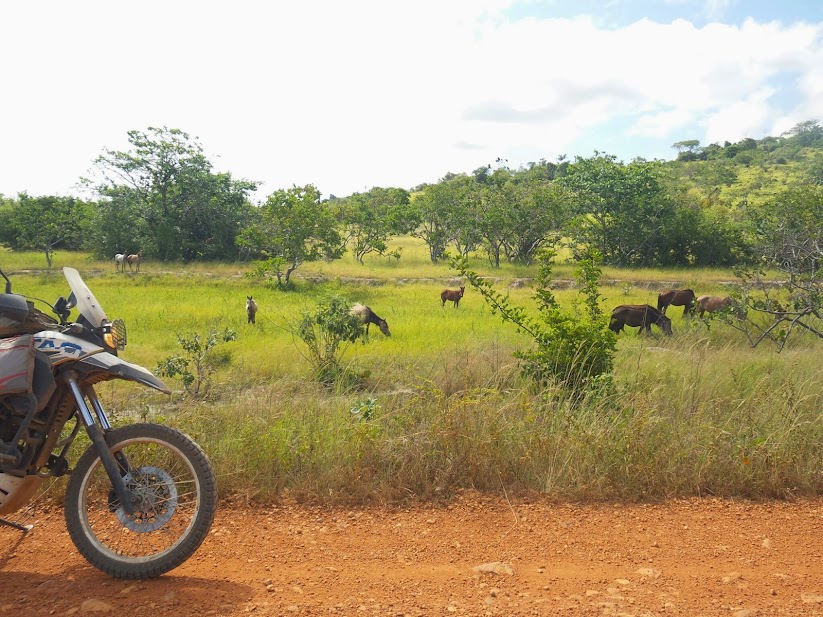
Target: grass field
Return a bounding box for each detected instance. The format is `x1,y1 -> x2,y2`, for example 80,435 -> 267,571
3,241 -> 821,504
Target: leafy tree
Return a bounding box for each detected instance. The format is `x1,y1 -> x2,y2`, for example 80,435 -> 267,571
88,127 -> 258,261
445,175 -> 484,258
783,120 -> 823,148
672,139 -> 703,161
175,171 -> 259,261
672,139 -> 701,154
239,184 -> 343,287
476,182 -> 509,267
5,194 -> 87,266
83,186 -> 145,259
517,158 -> 562,182
341,187 -> 416,263
0,195 -> 18,247
502,179 -> 570,265
661,201 -> 750,267
409,181 -> 454,262
560,154 -> 676,266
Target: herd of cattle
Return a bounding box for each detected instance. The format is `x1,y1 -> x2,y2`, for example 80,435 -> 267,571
610,289 -> 735,336
114,250 -> 729,341
110,254 -> 737,340
246,285 -> 733,339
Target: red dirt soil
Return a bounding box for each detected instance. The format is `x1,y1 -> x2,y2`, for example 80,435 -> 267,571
2,493 -> 822,616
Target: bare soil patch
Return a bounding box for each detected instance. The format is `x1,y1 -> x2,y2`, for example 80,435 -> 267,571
2,493 -> 822,616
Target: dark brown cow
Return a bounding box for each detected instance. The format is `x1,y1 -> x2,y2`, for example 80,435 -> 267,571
657,288 -> 696,317
610,304 -> 673,336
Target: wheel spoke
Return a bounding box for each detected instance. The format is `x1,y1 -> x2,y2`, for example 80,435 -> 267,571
79,439 -> 199,556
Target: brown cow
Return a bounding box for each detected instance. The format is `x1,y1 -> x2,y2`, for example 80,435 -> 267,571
696,295 -> 734,318
126,250 -> 143,273
440,286 -> 465,308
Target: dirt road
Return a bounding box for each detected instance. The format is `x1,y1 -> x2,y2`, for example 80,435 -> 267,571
2,493 -> 822,616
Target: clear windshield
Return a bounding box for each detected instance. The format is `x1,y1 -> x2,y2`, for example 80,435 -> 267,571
63,267 -> 108,328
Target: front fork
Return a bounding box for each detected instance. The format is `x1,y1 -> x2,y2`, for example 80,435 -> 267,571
65,372 -> 137,515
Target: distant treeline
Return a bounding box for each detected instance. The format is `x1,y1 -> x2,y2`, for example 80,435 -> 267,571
1,122 -> 822,271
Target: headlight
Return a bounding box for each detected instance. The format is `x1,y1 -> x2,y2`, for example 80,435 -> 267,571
103,319 -> 128,350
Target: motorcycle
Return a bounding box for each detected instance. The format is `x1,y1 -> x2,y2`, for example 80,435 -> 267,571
0,266 -> 217,578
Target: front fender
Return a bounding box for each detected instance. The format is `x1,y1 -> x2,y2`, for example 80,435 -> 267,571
79,353 -> 171,394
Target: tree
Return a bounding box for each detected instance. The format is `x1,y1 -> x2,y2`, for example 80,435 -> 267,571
476,182 -> 509,267
83,185 -> 145,259
444,175 -> 483,258
341,187 -> 416,263
672,140 -> 703,161
502,179 -> 570,265
783,120 -> 823,148
411,174 -> 485,261
88,127 -> 258,261
5,194 -> 87,266
735,184 -> 823,349
409,181 -> 454,262
560,154 -> 677,266
239,184 -> 343,287
174,171 -> 259,261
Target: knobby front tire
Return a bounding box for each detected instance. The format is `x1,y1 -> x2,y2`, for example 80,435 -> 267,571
64,423 -> 217,579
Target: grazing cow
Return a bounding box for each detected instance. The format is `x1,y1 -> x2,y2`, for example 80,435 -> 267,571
350,303 -> 391,336
246,296 -> 258,324
440,286 -> 465,308
696,295 -> 735,318
610,304 -> 673,336
114,253 -> 126,273
126,250 -> 143,273
657,288 -> 696,317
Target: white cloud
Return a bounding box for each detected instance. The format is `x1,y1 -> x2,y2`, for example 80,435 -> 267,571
1,1 -> 821,198
702,0 -> 736,21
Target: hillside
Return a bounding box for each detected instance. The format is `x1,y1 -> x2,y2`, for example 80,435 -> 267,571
661,121 -> 823,207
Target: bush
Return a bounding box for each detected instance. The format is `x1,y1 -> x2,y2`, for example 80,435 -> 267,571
155,328 -> 237,397
452,250 -> 616,399
292,295 -> 365,388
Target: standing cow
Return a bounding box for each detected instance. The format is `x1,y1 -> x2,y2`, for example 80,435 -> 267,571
657,289 -> 696,317
440,286 -> 465,308
696,295 -> 735,318
246,296 -> 258,324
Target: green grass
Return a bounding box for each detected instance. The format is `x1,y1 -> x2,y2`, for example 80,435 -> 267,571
4,245 -> 821,505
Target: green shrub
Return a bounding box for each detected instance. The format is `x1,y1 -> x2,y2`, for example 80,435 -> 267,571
292,295 -> 365,388
452,250 -> 616,398
155,328 -> 237,397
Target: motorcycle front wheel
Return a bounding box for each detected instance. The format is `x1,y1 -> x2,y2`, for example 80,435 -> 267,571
64,423 -> 217,579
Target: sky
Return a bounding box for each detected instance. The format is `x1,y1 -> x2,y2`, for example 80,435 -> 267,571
2,0 -> 822,201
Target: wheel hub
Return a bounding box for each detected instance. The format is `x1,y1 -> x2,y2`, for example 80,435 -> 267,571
115,466 -> 178,532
